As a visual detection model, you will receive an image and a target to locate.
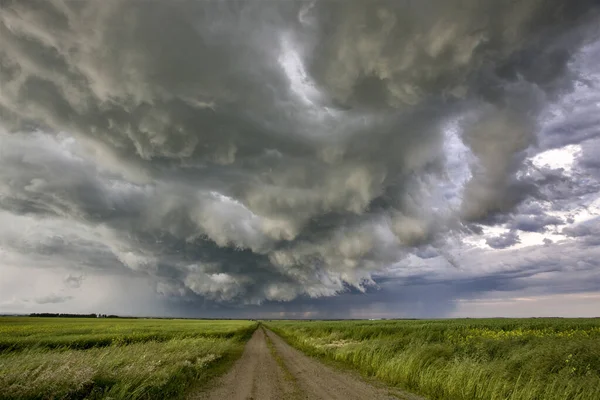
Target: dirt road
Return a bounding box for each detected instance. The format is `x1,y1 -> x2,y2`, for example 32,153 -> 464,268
192,327 -> 422,400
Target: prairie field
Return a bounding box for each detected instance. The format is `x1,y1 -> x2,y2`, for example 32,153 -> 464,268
3,317 -> 600,400
0,317 -> 257,400
266,318 -> 600,400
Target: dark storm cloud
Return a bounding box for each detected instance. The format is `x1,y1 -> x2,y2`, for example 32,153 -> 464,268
508,213 -> 563,232
1,0 -> 600,308
359,239 -> 600,317
34,293 -> 73,304
169,236 -> 600,318
563,218 -> 600,245
63,273 -> 84,289
486,230 -> 521,249
578,138 -> 600,174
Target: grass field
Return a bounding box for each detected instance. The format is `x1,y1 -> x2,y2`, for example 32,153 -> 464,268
4,317 -> 600,400
0,317 -> 257,400
266,318 -> 600,400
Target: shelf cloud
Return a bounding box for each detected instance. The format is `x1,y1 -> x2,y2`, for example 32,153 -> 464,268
1,0 -> 600,316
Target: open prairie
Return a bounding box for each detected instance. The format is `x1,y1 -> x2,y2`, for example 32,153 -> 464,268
3,317 -> 600,400
267,318 -> 600,400
0,317 -> 256,400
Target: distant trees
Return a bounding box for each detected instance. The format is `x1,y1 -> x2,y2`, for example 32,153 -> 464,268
29,313 -> 121,318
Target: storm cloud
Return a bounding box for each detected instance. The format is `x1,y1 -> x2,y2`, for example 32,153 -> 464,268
1,0 -> 600,315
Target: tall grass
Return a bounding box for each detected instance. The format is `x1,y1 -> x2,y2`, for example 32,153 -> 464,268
0,317 -> 257,399
0,318 -> 254,351
266,319 -> 600,400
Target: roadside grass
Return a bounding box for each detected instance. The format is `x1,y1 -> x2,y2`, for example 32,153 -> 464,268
266,318 -> 600,400
0,317 -> 256,399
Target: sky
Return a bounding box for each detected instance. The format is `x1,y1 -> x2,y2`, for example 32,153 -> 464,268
1,0 -> 600,318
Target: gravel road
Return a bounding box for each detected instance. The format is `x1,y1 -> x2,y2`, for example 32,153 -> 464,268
192,327 -> 422,400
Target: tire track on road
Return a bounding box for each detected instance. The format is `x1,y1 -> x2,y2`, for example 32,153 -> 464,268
193,327 -> 423,400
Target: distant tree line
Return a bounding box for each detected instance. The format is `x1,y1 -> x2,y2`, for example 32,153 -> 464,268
29,313 -> 121,318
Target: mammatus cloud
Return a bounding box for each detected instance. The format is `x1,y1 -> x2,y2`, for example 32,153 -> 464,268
1,0 -> 600,314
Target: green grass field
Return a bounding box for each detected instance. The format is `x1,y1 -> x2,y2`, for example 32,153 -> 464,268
4,317 -> 600,400
266,318 -> 600,400
0,317 -> 257,400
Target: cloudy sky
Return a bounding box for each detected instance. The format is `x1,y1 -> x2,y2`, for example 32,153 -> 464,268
1,0 -> 600,318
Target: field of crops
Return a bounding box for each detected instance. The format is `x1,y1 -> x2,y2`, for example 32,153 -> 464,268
267,318 -> 600,400
0,317 -> 257,400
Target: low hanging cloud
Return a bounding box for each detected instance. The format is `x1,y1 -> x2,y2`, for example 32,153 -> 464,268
486,231 -> 521,250
63,274 -> 84,289
1,0 -> 600,310
34,294 -> 74,305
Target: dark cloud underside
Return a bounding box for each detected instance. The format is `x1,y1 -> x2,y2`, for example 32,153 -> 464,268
1,0 -> 600,313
